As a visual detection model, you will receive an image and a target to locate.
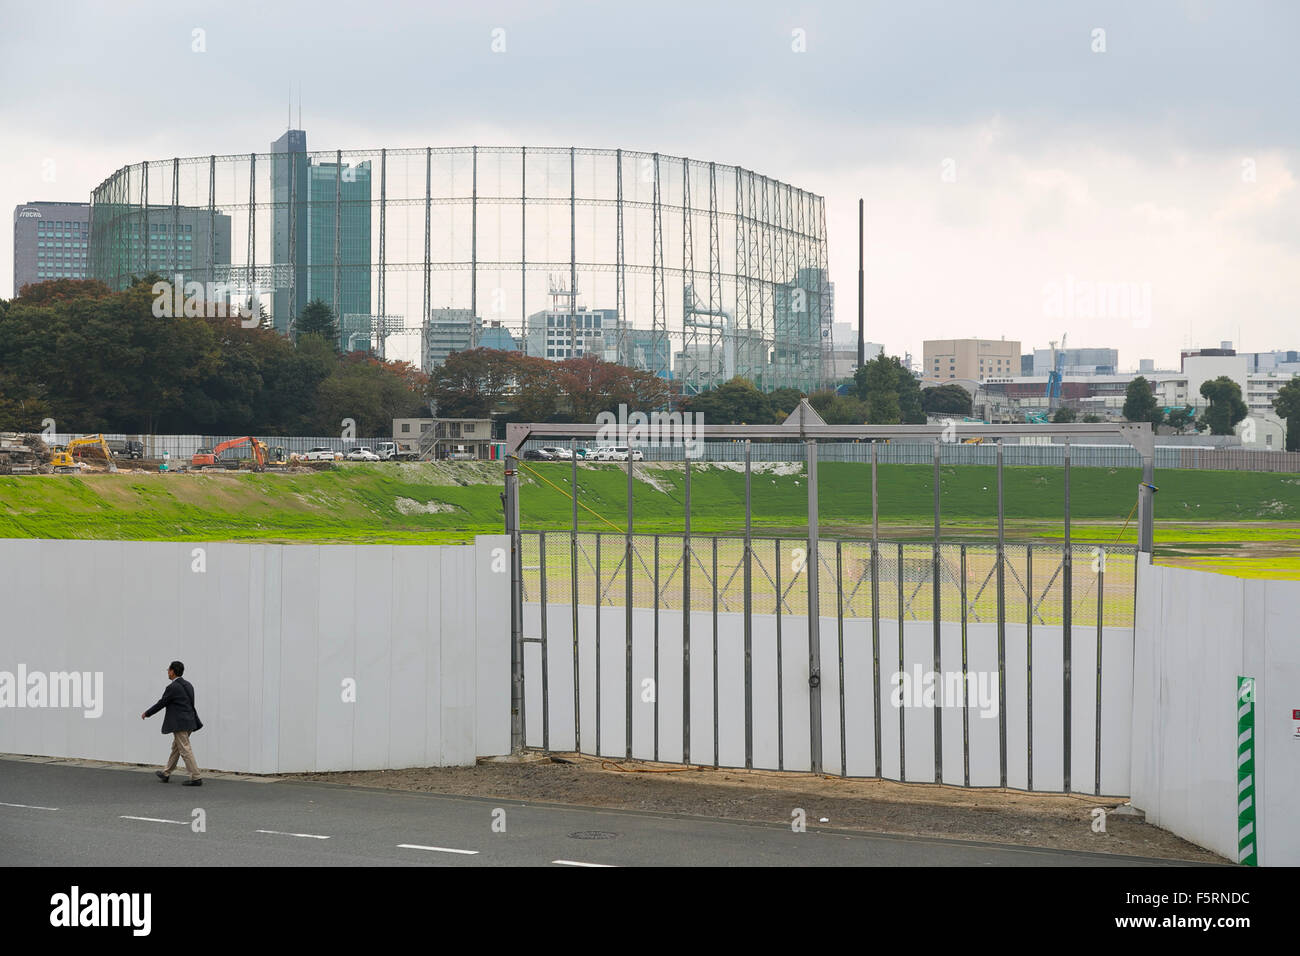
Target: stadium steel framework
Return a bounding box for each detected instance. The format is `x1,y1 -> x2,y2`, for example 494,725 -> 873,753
89,143 -> 831,393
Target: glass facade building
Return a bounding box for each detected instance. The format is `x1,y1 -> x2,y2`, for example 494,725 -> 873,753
90,140 -> 830,390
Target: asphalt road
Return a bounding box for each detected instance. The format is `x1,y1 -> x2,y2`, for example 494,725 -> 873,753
0,759 -> 1183,867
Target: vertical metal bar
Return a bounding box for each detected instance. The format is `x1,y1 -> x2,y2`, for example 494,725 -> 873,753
996,440 -> 1007,788
207,155 -> 216,287
569,146 -> 577,357
653,534 -> 660,763
378,148 -> 387,354
171,157 -> 179,277
1063,440 -> 1072,792
1095,556 -> 1104,795
836,540 -> 846,778
521,147 -> 527,355
332,150 -> 341,326
1026,543 -> 1033,791
932,439 -> 942,784
683,455 -> 691,765
712,534 -> 719,768
470,145 -> 478,347
871,441 -> 881,778
625,451 -> 634,761
960,544 -> 970,788
505,456 -> 523,754
775,537 -> 784,771
806,440 -> 823,774
897,540 -> 905,782
595,532 -> 602,757
247,153 -> 256,301
539,532 -> 550,751
743,441 -> 753,768
423,148 -> 431,330
570,440 -> 580,752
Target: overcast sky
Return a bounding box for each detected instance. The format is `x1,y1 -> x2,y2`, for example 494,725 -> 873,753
2,0 -> 1296,370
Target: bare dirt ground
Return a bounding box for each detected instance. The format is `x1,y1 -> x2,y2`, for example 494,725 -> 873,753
283,754 -> 1223,863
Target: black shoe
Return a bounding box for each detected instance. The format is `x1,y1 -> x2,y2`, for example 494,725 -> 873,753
182,779 -> 202,786
155,771 -> 170,783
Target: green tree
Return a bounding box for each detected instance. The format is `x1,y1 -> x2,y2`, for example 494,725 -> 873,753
294,299 -> 339,347
682,377 -> 773,424
767,387 -> 806,420
1081,413 -> 1102,423
854,355 -> 901,423
1272,378 -> 1300,452
1052,406 -> 1077,423
428,348 -> 517,418
921,383 -> 973,416
1123,376 -> 1163,427
1199,376 -> 1248,436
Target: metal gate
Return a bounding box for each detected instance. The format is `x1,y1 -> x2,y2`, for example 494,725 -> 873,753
503,421 -> 1155,795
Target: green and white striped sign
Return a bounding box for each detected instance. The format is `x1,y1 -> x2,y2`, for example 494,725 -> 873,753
1237,676 -> 1257,867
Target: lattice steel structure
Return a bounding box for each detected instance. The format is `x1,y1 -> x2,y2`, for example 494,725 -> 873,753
89,143 -> 830,391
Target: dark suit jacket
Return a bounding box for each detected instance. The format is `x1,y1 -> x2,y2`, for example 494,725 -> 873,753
144,677 -> 202,734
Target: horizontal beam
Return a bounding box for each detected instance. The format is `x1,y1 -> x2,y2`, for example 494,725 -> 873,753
504,421 -> 1154,458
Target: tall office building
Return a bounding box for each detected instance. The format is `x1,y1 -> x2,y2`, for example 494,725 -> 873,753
13,201 -> 91,296
270,129 -> 372,350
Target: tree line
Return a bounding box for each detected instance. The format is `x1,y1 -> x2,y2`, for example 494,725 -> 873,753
0,278 -> 427,435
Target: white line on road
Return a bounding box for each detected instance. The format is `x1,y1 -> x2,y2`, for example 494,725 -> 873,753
256,829 -> 331,840
397,843 -> 479,855
553,860 -> 615,867
120,815 -> 187,825
0,801 -> 59,811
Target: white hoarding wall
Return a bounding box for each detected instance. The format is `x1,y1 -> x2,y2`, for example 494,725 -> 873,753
0,537 -> 510,773
1131,561 -> 1300,865
522,603 -> 1133,794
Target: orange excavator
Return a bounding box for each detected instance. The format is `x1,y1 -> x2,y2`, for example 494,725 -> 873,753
191,437 -> 267,472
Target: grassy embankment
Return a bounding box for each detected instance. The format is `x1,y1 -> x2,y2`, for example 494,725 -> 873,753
0,460 -> 1297,577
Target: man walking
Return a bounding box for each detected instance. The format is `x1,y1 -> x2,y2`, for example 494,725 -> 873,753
141,660 -> 204,786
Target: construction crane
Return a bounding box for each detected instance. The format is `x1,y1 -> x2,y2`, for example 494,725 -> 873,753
191,437 -> 267,472
1046,333 -> 1067,412
50,435 -> 118,473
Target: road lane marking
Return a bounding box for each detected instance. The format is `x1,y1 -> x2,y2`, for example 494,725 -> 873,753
553,860 -> 615,867
120,815 -> 187,825
397,843 -> 478,855
256,829 -> 331,840
0,801 -> 58,810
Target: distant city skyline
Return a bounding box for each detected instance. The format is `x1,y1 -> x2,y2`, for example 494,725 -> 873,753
3,0 -> 1296,371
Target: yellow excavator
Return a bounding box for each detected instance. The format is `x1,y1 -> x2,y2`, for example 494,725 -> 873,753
50,434 -> 118,473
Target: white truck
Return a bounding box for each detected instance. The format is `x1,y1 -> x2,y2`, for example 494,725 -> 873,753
376,440 -> 418,461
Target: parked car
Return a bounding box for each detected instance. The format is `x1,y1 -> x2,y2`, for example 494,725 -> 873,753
302,446 -> 340,461
592,445 -> 642,461
523,448 -> 554,461
344,447 -> 380,461
539,446 -> 573,460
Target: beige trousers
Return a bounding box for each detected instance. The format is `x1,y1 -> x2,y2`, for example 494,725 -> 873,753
163,730 -> 201,780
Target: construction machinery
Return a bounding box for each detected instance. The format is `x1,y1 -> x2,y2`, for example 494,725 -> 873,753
191,437 -> 267,472
50,435 -> 118,473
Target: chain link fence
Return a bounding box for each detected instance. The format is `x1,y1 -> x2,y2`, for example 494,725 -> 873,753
521,438 -> 1300,472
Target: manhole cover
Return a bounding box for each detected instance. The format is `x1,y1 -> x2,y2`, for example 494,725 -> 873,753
568,830 -> 618,840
